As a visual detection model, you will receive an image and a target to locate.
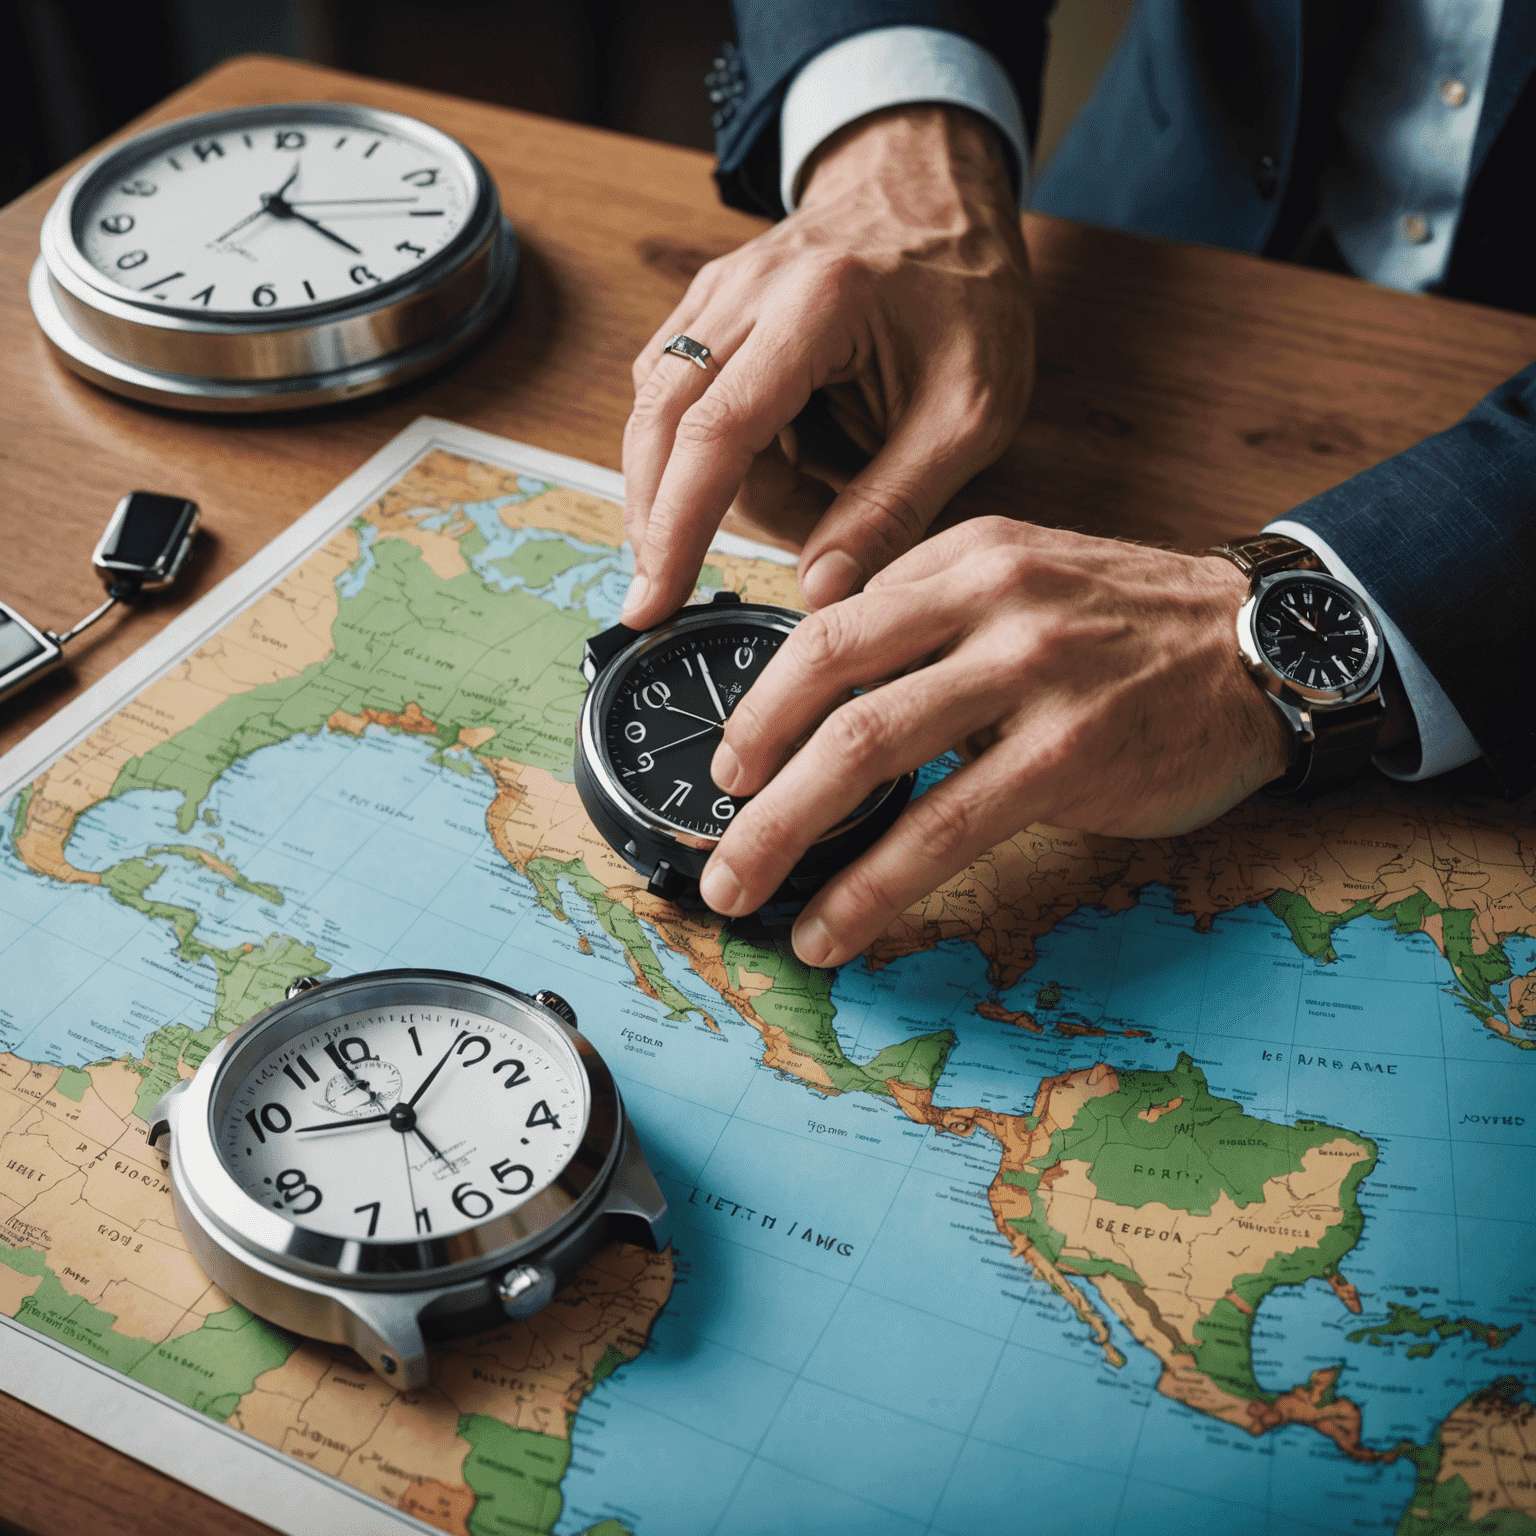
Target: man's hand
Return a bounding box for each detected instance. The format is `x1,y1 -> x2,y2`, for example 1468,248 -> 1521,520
696,517 -> 1295,966
620,104 -> 1033,628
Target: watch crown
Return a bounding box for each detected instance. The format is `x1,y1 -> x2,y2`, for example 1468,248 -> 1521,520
285,975 -> 325,1000
534,989 -> 578,1028
499,1263 -> 558,1318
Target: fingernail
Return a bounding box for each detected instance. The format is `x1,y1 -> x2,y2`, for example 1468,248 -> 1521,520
620,575 -> 650,625
699,858 -> 745,915
711,741 -> 742,793
800,549 -> 862,608
793,915 -> 836,967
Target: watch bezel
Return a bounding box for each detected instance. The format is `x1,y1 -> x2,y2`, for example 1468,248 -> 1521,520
1237,570 -> 1384,710
579,601 -> 906,850
165,969 -> 624,1290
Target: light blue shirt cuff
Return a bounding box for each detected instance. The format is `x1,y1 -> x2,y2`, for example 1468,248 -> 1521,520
778,26 -> 1029,213
1265,518 -> 1481,781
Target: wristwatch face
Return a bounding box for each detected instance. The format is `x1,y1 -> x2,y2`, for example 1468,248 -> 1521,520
602,619 -> 784,839
1253,573 -> 1378,694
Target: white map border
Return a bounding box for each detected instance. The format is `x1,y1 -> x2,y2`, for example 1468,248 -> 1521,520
0,416 -> 796,1535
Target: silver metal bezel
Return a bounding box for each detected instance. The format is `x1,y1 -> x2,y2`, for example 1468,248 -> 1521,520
163,970 -> 624,1291
32,103 -> 516,409
1236,569 -> 1384,709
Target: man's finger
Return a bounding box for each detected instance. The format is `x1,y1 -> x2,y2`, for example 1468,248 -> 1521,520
789,749 -> 1037,967
623,310 -> 754,555
699,656 -> 1015,916
726,435 -> 836,550
712,580 -> 969,796
796,375 -> 1014,608
867,513 -> 1037,591
623,300 -> 860,629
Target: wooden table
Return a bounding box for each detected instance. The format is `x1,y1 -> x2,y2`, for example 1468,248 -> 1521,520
1,50 -> 1534,1536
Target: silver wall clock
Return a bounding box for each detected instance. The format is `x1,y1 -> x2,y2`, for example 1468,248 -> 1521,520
149,970 -> 669,1388
30,102 -> 518,411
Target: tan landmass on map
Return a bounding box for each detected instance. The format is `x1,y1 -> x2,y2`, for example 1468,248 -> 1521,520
14,525 -> 360,884
1413,1379 -> 1536,1525
230,1244 -> 671,1519
891,1062 -> 1380,1460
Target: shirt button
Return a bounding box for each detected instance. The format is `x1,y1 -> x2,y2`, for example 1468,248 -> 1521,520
1402,213 -> 1432,244
1440,77 -> 1469,107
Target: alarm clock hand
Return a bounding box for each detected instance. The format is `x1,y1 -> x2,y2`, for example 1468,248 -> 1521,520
279,205 -> 364,256
295,1111 -> 393,1134
696,654 -> 728,720
213,163 -> 303,245
663,705 -> 723,729
405,1032 -> 467,1110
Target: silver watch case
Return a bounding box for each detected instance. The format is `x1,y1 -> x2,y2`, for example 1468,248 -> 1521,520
149,970 -> 668,1389
1236,569 -> 1384,740
31,103 -> 518,412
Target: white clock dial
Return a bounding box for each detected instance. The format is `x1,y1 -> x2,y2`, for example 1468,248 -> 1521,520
218,1005 -> 586,1244
74,116 -> 472,316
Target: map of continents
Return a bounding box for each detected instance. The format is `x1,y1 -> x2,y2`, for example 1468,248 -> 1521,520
0,435 -> 1533,1536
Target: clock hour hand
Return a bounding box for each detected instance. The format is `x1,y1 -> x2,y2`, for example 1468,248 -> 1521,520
277,205 -> 364,255
697,654 -> 727,720
212,163 -> 303,245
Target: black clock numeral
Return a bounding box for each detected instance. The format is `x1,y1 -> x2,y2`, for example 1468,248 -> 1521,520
116,249 -> 149,270
407,1025 -> 423,1056
364,139 -> 381,158
166,156 -> 182,172
402,167 -> 438,186
274,1167 -> 322,1215
120,178 -> 156,197
354,1201 -> 381,1237
333,135 -> 348,149
99,214 -> 134,235
491,1158 -> 534,1195
191,139 -> 223,162
493,1058 -> 530,1089
456,1034 -> 491,1067
525,1100 -> 561,1132
189,284 -> 214,306
395,240 -> 426,258
282,1054 -> 320,1092
408,210 -> 444,218
252,284 -> 277,308
244,1102 -> 292,1143
452,1182 -> 494,1220
275,130 -> 306,150
302,279 -> 316,300
242,133 -> 253,149
349,265 -> 381,285
324,1037 -> 373,1073
415,1206 -> 432,1234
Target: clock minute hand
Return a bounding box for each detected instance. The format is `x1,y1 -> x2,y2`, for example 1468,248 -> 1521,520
295,1111 -> 393,1134
697,654 -> 728,721
270,200 -> 364,255
644,724 -> 718,761
406,1032 -> 466,1110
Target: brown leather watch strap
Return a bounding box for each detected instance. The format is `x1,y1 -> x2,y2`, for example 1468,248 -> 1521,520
1205,533 -> 1322,580
1267,697 -> 1387,795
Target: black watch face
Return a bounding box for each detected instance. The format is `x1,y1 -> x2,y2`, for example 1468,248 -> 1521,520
602,618 -> 788,838
1255,575 -> 1376,692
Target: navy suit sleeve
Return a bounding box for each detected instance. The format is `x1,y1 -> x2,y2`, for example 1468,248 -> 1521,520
714,0 -> 1051,217
1283,366 -> 1536,798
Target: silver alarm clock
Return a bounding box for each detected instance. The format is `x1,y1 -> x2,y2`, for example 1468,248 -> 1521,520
30,102 -> 517,410
149,970 -> 669,1388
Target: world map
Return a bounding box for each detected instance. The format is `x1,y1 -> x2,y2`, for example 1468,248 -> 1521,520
1,423 -> 1533,1535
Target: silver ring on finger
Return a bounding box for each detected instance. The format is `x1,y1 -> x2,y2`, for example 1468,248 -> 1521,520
662,333 -> 714,371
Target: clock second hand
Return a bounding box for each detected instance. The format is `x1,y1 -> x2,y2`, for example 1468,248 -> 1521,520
213,161 -> 301,245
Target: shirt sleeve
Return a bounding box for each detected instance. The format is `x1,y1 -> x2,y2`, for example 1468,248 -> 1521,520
1263,518 -> 1482,781
778,25 -> 1030,212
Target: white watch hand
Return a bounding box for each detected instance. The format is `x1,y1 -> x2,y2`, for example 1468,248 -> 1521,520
697,654 -> 727,720
643,725 -> 718,763
1280,598 -> 1317,633
664,704 -> 723,729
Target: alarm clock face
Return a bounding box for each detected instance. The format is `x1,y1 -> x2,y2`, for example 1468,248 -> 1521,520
216,1001 -> 587,1244
602,618 -> 786,840
72,109 -> 474,317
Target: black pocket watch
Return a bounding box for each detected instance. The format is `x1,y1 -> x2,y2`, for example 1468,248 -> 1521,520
575,593 -> 914,921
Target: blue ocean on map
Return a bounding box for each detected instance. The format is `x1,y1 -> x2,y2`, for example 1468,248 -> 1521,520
4,686 -> 1533,1536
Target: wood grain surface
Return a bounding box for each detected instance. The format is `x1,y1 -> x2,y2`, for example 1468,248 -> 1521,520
2,50 -> 1535,1536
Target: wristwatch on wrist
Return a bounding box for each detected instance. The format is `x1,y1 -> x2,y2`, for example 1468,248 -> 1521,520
1205,533 -> 1387,794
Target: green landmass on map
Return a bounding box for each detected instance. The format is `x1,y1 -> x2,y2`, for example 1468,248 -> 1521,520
0,1244 -> 295,1419
721,931 -> 955,1097
1007,1053 -> 1376,1404
490,536 -> 597,589
1349,1302 -> 1520,1358
459,1414 -> 571,1536
1266,890 -> 1515,1028
109,535 -> 599,831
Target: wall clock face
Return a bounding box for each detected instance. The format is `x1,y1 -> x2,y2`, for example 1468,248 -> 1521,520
31,102 -> 518,410
74,113 -> 475,317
